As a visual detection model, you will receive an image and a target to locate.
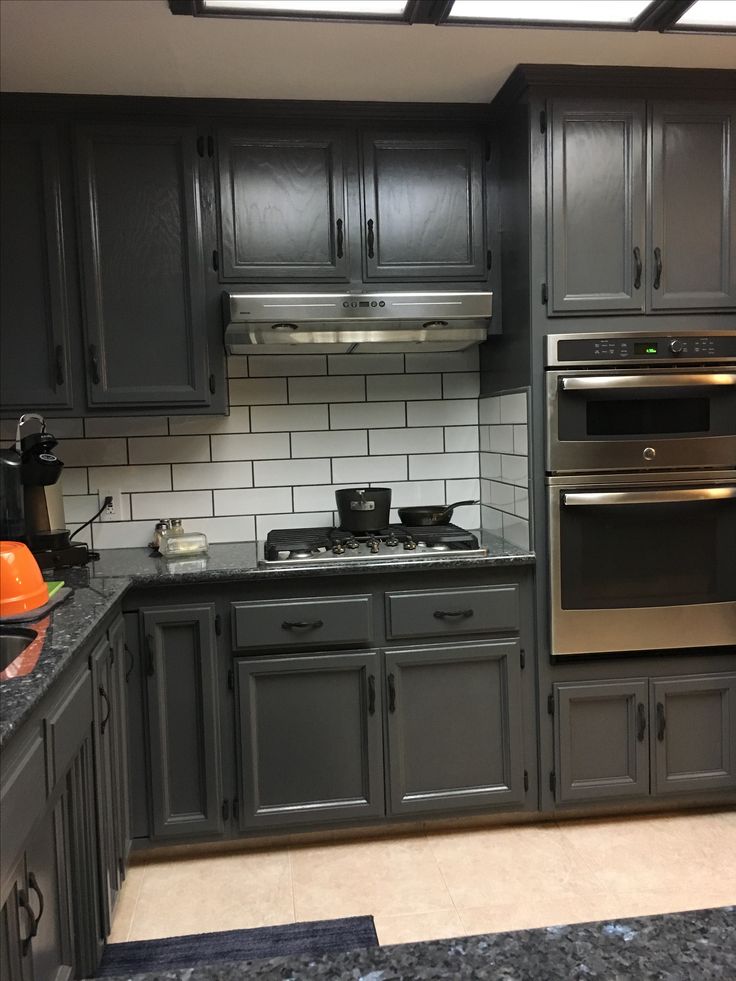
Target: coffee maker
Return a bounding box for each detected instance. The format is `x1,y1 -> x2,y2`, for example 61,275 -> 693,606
1,414 -> 92,569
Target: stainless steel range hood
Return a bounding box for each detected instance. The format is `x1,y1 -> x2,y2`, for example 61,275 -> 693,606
223,291 -> 493,354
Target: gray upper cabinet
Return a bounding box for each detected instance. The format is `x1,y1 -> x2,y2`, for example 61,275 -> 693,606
236,651 -> 384,829
361,130 -> 486,281
0,123 -> 74,412
385,641 -> 524,816
651,674 -> 736,796
217,127 -> 351,282
649,101 -> 736,311
75,124 -> 211,407
141,605 -> 223,839
554,679 -> 650,804
548,99 -> 646,314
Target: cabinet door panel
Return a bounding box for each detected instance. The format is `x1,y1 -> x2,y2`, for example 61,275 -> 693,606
24,801 -> 73,981
649,102 -> 736,310
362,131 -> 486,281
76,124 -> 210,405
385,641 -> 524,815
218,128 -> 350,282
109,617 -> 131,875
0,862 -> 32,981
651,674 -> 736,795
90,636 -> 116,935
0,123 -> 73,411
142,605 -> 223,838
548,100 -> 646,314
237,651 -> 383,828
555,680 -> 649,803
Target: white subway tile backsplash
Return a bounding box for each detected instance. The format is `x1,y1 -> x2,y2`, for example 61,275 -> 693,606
409,452 -> 479,481
330,401 -> 405,430
214,486 -> 292,516
479,397 -> 500,425
251,404 -> 329,432
502,514 -> 530,550
488,425 -> 514,453
248,355 -> 326,377
88,464 -> 172,493
480,453 -> 502,480
481,505 -> 504,536
189,515 -> 256,543
173,462 -> 253,490
63,495 -> 102,523
255,511 -> 333,539
328,353 -> 404,375
513,424 -> 528,455
500,391 -> 527,424
369,427 -> 443,455
169,408 -> 250,435
445,426 -> 479,452
407,399 -> 477,427
332,455 -> 407,483
479,425 -> 491,452
84,416 -> 168,438
480,391 -> 531,549
289,375 -> 365,404
93,520 -> 155,549
131,490 -> 213,521
291,430 -> 367,459
61,468 -> 88,495
367,373 -> 440,402
501,454 -> 528,486
229,377 -> 288,406
443,372 -> 480,399
406,349 -> 479,373
490,480 -> 515,510
254,458 -> 331,487
376,480 -> 445,507
293,484 -> 353,513
211,433 -> 290,462
514,486 -> 529,519
57,438 -> 127,467
128,436 -> 210,465
227,356 -> 249,378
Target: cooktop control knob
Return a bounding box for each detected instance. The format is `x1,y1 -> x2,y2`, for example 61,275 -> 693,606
368,538 -> 381,554
332,543 -> 345,555
403,537 -> 417,551
669,338 -> 684,354
386,535 -> 399,546
346,538 -> 359,549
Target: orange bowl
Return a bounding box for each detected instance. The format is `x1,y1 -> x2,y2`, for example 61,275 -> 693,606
0,542 -> 49,618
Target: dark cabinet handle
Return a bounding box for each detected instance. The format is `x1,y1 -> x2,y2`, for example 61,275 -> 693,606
656,701 -> 666,741
99,685 -> 110,734
54,345 -> 65,387
387,672 -> 396,713
145,634 -> 155,676
433,609 -> 474,620
653,247 -> 663,290
18,890 -> 36,953
336,218 -> 344,259
282,619 -> 324,631
633,247 -> 642,290
368,673 -> 376,715
28,873 -> 44,933
124,642 -> 135,682
366,218 -> 375,259
88,345 -> 100,385
636,702 -> 646,742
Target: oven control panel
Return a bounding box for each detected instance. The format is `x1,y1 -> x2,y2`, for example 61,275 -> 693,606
548,333 -> 736,366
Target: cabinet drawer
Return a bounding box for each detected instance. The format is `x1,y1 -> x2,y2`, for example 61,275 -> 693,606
45,665 -> 93,787
232,595 -> 372,651
386,585 -> 519,640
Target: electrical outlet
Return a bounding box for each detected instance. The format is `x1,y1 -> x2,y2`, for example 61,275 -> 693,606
99,490 -> 122,522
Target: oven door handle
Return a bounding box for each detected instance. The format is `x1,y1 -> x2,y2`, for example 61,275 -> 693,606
559,373 -> 736,391
562,488 -> 736,507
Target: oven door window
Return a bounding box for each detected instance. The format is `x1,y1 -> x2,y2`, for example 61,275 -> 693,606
559,495 -> 736,610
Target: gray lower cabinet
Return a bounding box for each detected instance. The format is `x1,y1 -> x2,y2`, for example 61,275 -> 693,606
236,651 -> 384,829
385,641 -> 525,816
0,860 -> 31,981
141,605 -> 223,839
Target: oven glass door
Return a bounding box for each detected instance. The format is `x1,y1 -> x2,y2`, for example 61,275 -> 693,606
547,371 -> 736,472
549,483 -> 736,655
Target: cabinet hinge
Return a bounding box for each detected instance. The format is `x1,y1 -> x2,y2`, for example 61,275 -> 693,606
222,799 -> 230,822
541,282 -> 548,305
486,249 -> 492,272
215,613 -> 222,636
523,769 -> 529,792
520,648 -> 525,670
227,668 -> 234,692
196,135 -> 205,158
207,135 -> 214,158
212,249 -> 219,272
209,373 -> 216,395
539,109 -> 547,134
232,797 -> 239,821
547,692 -> 554,715
549,771 -> 556,794
484,139 -> 491,162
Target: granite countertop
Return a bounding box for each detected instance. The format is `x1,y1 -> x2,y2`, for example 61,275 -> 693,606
85,532 -> 534,586
99,905 -> 736,980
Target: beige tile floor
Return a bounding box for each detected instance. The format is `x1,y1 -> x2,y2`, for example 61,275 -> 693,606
110,808 -> 736,947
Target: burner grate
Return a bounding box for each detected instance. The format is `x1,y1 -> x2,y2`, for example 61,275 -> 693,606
264,523 -> 480,561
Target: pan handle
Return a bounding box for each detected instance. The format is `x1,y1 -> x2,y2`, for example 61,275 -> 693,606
441,499 -> 480,516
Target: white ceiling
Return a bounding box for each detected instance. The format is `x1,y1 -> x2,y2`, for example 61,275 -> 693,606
1,0 -> 734,103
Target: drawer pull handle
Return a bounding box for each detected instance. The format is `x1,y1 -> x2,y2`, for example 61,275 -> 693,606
28,873 -> 44,933
282,619 -> 324,631
656,701 -> 666,741
99,685 -> 111,734
368,674 -> 376,715
387,672 -> 396,712
433,609 -> 474,620
18,889 -> 36,952
636,702 -> 646,742
653,246 -> 663,290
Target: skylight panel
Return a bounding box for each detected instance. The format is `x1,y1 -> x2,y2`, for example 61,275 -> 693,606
447,0 -> 655,25
201,0 -> 409,15
675,0 -> 736,27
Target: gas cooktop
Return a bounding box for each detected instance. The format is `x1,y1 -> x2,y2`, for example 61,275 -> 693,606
261,524 -> 488,567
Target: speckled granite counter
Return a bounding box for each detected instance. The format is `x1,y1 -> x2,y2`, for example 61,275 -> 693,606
0,572 -> 129,749
85,532 -> 534,586
97,906 -> 736,980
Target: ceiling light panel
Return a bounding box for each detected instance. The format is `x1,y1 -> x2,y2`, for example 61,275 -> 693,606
448,0 -> 655,24
201,0 -> 408,15
676,0 -> 736,27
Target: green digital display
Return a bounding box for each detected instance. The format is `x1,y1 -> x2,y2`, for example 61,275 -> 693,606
635,342 -> 658,355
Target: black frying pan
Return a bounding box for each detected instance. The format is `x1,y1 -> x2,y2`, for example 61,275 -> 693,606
397,500 -> 479,527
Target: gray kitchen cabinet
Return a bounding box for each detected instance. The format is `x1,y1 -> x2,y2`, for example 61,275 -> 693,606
554,680 -> 650,804
651,674 -> 736,796
361,129 -> 486,281
141,604 -> 223,839
217,127 -> 351,282
236,651 -> 384,829
109,617 -> 131,874
547,99 -> 646,314
0,860 -> 31,981
75,124 -> 212,407
385,640 -> 525,816
649,101 -> 735,311
0,123 -> 75,413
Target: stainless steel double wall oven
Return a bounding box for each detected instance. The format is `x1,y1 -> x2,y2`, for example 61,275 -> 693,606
545,332 -> 736,657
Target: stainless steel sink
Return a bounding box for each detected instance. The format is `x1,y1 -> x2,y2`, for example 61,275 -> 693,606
0,627 -> 38,672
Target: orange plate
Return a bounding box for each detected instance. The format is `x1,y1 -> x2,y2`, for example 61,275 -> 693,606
0,541 -> 49,617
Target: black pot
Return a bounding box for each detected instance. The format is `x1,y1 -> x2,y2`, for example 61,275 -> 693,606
335,487 -> 392,533
398,500 -> 479,527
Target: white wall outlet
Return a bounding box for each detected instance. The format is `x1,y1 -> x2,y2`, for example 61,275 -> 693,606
99,490 -> 122,522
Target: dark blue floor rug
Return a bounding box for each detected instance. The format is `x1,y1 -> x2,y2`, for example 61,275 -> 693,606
96,916 -> 378,976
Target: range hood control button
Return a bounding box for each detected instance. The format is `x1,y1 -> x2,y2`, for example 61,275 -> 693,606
643,447 -> 656,461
